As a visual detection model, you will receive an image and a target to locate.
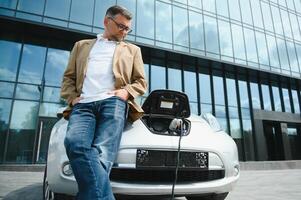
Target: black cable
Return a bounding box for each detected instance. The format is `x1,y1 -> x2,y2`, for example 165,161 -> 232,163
170,120 -> 184,200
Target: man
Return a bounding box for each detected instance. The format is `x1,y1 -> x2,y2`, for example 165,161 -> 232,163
61,5 -> 147,200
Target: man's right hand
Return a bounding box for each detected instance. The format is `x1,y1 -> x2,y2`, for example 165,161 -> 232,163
72,97 -> 83,106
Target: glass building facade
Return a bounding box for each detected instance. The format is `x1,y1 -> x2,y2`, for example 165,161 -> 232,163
0,0 -> 301,163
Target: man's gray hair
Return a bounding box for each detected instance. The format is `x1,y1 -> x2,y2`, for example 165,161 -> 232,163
106,5 -> 132,20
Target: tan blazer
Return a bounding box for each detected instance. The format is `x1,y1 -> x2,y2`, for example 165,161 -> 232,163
61,38 -> 147,122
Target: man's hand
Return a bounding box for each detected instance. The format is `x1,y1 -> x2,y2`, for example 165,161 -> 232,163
108,89 -> 129,101
71,97 -> 83,106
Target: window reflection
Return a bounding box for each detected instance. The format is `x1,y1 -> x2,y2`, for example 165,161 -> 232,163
213,75 -> 225,105
291,90 -> 300,114
7,101 -> 39,163
232,24 -> 246,61
15,84 -> 40,100
203,0 -> 216,14
238,80 -> 250,108
244,27 -> 258,64
286,41 -> 299,73
226,78 -> 238,107
45,0 -> 71,20
255,31 -> 269,66
261,2 -> 274,32
0,82 -> 14,98
289,13 -> 301,41
271,5 -> 284,36
39,103 -> 61,117
184,70 -> 197,102
0,0 -> 17,9
17,0 -> 45,15
280,9 -> 293,39
199,73 -> 212,104
168,65 -> 182,91
173,6 -> 189,47
272,85 -> 282,111
276,38 -> 290,71
45,48 -> 69,87
0,99 -> 12,163
250,0 -> 264,29
18,44 -> 46,84
94,0 -> 115,28
240,0 -> 253,25
261,84 -> 272,110
156,1 -> 172,43
70,0 -> 94,25
250,82 -> 261,109
189,11 -> 204,51
216,0 -> 229,17
204,15 -> 219,54
282,88 -> 292,113
151,63 -> 166,91
229,107 -> 242,138
188,0 -> 202,9
0,40 -> 21,81
219,20 -> 233,58
43,87 -> 61,103
137,0 -> 154,39
144,64 -> 149,95
266,35 -> 280,69
228,0 -> 241,21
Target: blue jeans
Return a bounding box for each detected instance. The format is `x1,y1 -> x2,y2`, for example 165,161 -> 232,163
64,96 -> 127,200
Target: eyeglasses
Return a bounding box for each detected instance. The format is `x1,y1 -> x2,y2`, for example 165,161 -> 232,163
108,17 -> 132,33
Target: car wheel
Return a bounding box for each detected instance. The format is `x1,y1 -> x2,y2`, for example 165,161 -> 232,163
186,192 -> 228,200
43,166 -> 55,200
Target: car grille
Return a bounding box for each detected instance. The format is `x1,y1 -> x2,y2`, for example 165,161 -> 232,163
110,168 -> 225,183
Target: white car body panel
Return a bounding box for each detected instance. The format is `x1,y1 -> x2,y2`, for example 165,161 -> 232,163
47,114 -> 239,197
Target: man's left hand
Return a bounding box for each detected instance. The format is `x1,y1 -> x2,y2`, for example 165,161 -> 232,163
108,89 -> 129,101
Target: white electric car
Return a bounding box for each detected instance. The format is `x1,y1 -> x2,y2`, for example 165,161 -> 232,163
44,90 -> 239,200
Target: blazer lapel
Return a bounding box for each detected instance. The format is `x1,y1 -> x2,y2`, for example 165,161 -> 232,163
112,41 -> 127,76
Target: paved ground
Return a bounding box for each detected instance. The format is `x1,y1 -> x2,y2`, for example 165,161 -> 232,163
1,169 -> 301,200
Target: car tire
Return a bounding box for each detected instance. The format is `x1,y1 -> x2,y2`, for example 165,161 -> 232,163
186,192 -> 229,200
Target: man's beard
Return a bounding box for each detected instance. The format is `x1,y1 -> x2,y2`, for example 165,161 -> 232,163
110,34 -> 124,42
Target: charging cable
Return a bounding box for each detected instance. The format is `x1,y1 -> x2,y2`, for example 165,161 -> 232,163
169,119 -> 184,200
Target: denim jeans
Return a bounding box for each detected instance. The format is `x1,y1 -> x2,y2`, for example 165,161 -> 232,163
64,96 -> 127,200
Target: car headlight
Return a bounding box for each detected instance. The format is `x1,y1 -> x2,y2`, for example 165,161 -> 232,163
62,162 -> 73,176
201,113 -> 222,132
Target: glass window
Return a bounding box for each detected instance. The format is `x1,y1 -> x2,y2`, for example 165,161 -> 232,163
151,63 -> 166,91
250,0 -> 264,29
137,0 -> 154,39
291,89 -> 300,113
203,0 -> 216,14
39,102 -> 61,117
70,0 -> 94,25
255,31 -> 269,66
93,0 -> 115,28
261,2 -> 274,32
271,5 -> 284,36
218,20 -> 233,57
228,0 -> 241,21
17,0 -> 45,15
204,15 -> 219,54
296,44 -> 301,72
184,69 -> 197,102
276,38 -> 290,71
188,0 -> 202,9
238,80 -> 250,108
286,41 -> 299,73
240,0 -> 253,25
0,0 -> 17,9
156,1 -> 172,43
45,0 -> 71,20
201,103 -> 212,114
0,40 -> 21,81
244,27 -> 258,64
199,73 -> 211,104
250,82 -> 261,109
117,0 -> 136,35
229,107 -> 242,138
216,0 -> 229,17
280,9 -> 293,39
278,0 -> 287,7
167,65 -> 182,92
286,0 -> 295,10
295,0 -> 301,15
173,6 -> 189,47
43,87 -> 61,103
241,107 -> 254,160
0,82 -> 14,98
266,35 -> 280,69
189,11 -> 205,50
215,105 -> 228,133
44,48 -> 69,87
7,101 -> 39,163
261,84 -> 272,111
232,24 -> 246,61
144,64 -> 149,95
15,84 -> 40,100
18,44 -> 46,84
213,75 -> 225,105
272,85 -> 282,111
226,78 -> 238,107
0,99 -> 12,162
289,13 -> 301,41
282,88 -> 292,112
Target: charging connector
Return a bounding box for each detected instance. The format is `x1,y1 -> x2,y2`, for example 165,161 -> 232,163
170,119 -> 184,200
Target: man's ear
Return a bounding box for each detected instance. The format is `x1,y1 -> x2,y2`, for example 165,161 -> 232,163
104,17 -> 109,27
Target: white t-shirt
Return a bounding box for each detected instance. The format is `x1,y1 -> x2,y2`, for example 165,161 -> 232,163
79,34 -> 117,103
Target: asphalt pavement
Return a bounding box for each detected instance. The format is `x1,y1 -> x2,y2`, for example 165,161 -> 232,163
1,167 -> 301,200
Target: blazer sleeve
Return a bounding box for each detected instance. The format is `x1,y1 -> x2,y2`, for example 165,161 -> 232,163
123,47 -> 147,99
60,42 -> 79,106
